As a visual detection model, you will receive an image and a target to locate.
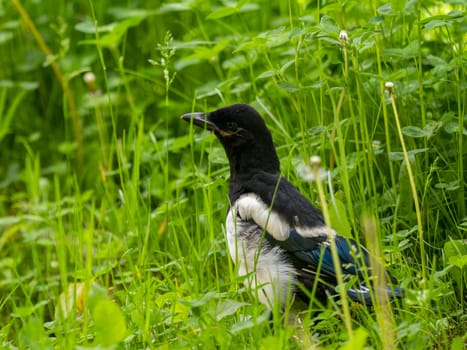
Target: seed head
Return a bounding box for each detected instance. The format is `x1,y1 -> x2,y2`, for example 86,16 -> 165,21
339,30 -> 349,42
310,155 -> 321,167
83,72 -> 100,95
83,72 -> 96,84
385,81 -> 394,95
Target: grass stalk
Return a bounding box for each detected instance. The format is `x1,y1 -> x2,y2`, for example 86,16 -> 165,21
386,83 -> 426,286
311,156 -> 353,340
362,214 -> 396,350
11,0 -> 83,168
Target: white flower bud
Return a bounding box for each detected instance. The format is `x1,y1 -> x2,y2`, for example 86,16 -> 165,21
310,155 -> 321,166
83,72 -> 96,84
385,81 -> 394,94
83,72 -> 100,95
339,30 -> 349,42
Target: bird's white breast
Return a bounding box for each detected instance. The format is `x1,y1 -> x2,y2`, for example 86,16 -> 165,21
225,196 -> 296,308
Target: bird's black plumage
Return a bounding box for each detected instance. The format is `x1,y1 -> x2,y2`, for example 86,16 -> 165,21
182,103 -> 403,307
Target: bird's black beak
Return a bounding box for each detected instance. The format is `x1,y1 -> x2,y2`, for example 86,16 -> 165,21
181,112 -> 219,132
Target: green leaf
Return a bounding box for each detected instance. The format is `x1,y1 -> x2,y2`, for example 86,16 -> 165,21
277,81 -> 300,93
377,3 -> 394,16
434,180 -> 460,191
0,80 -> 39,89
182,291 -> 221,308
318,15 -> 338,34
207,3 -> 259,19
401,126 -> 424,137
444,240 -> 467,268
444,121 -> 457,133
207,6 -> 239,20
19,317 -> 53,349
340,327 -> 368,350
74,20 -> 116,34
230,309 -> 270,334
443,239 -> 467,296
402,126 -> 427,138
421,11 -> 464,30
0,31 -> 13,44
450,336 -> 465,350
384,40 -> 419,58
256,70 -> 277,80
157,2 -> 192,13
329,198 -> 352,238
216,300 -> 248,321
92,299 -> 127,347
424,19 -> 449,30
369,16 -> 384,25
389,148 -> 429,161
79,17 -> 145,48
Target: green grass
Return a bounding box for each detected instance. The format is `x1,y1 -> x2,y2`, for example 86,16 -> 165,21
1,0 -> 466,348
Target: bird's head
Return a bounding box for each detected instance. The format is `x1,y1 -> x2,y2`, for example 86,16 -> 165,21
181,104 -> 280,175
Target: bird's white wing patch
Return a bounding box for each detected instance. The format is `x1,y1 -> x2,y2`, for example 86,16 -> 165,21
296,225 -> 336,238
235,193 -> 332,240
235,193 -> 291,240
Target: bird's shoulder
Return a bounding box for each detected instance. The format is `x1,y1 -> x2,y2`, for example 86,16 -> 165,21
230,170 -> 325,229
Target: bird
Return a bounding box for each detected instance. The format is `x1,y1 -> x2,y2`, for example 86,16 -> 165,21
181,103 -> 403,309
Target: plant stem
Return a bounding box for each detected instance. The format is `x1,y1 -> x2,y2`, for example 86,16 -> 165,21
387,87 -> 426,286
311,157 -> 353,340
11,0 -> 83,168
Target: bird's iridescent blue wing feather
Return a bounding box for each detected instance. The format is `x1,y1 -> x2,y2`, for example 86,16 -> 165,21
266,230 -> 370,280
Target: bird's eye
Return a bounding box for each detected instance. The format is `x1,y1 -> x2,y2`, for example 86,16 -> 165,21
226,121 -> 238,130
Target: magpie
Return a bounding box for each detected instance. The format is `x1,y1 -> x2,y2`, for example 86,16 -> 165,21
182,103 -> 403,309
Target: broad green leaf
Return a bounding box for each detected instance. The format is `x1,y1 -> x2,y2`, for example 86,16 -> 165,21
377,3 -> 394,15
108,7 -> 156,19
444,240 -> 467,267
384,40 -> 419,58
182,40 -> 229,62
230,309 -> 270,334
157,2 -> 192,13
0,80 -> 39,89
0,31 -> 13,44
216,300 -> 249,321
277,81 -> 300,93
402,126 -> 427,138
443,239 -> 467,295
389,148 -> 429,161
19,317 -> 53,349
74,20 -> 116,34
328,197 -> 352,238
434,180 -> 460,191
421,11 -> 464,30
369,16 -> 384,25
444,122 -> 466,135
256,70 -> 277,80
450,336 -> 465,350
182,291 -> 221,308
340,327 -> 368,350
79,17 -> 145,48
92,299 -> 127,347
207,3 -> 259,19
318,15 -> 338,34
207,6 -> 239,20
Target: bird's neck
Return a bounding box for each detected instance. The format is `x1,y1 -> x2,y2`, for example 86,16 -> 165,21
225,143 -> 280,200
228,143 -> 279,172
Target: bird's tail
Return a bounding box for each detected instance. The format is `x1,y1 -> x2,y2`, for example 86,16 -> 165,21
347,285 -> 404,306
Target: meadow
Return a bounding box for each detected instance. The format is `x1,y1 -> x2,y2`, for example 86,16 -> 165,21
0,0 -> 466,348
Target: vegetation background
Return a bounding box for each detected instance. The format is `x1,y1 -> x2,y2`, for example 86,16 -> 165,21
0,0 -> 466,348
